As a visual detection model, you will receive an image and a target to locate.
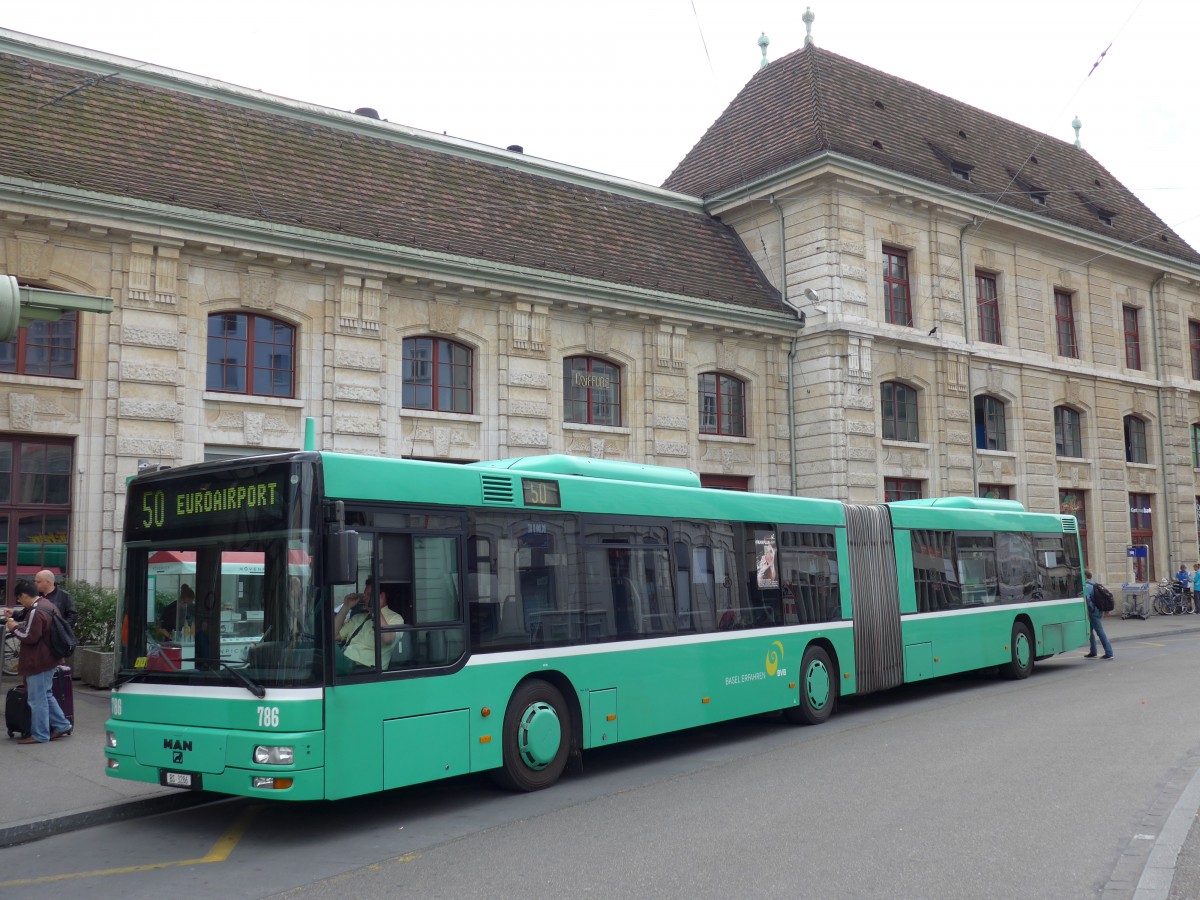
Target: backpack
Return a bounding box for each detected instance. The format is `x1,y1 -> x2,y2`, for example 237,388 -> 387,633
1092,582 -> 1115,613
41,603 -> 78,659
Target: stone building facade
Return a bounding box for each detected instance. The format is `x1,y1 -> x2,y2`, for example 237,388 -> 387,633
665,43 -> 1200,586
1,30 -> 1199,592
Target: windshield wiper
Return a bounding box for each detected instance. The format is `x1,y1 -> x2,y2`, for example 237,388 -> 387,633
113,669 -> 149,689
219,661 -> 266,698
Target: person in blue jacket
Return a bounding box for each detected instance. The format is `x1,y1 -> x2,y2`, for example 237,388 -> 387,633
1083,570 -> 1114,660
1177,565 -> 1194,614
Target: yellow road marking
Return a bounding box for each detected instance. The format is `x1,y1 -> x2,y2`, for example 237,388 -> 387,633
0,804 -> 261,887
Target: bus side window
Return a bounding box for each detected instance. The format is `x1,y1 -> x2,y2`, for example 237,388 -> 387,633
378,534 -> 414,624
674,541 -> 694,631
912,530 -> 960,612
467,535 -> 499,645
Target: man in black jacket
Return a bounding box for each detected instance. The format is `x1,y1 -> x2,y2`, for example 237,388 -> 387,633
35,570 -> 77,630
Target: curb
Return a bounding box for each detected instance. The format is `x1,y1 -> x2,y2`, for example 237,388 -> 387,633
0,790 -> 215,849
1109,621 -> 1200,646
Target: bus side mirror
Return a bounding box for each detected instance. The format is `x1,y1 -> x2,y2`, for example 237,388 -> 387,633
324,530 -> 359,585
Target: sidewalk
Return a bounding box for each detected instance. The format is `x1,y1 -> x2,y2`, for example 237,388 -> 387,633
0,678 -> 211,848
1,610 -> 1198,848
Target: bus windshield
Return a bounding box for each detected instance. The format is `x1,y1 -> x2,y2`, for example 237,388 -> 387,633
117,457 -> 325,689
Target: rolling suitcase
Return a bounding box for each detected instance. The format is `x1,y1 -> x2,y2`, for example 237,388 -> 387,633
6,684 -> 31,738
53,665 -> 74,728
5,665 -> 74,739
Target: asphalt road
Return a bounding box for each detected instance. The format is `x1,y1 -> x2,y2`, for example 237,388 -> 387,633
2,630 -> 1197,899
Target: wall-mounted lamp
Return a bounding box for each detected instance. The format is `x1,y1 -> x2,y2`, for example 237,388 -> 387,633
802,287 -> 827,313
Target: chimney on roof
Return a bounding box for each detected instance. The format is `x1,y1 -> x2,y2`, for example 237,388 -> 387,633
758,32 -> 770,68
1072,115 -> 1082,149
803,6 -> 815,47
506,145 -> 524,153
354,107 -> 380,119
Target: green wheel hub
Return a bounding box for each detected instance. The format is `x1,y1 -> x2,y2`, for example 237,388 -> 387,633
1014,630 -> 1031,668
517,701 -> 562,770
805,659 -> 831,711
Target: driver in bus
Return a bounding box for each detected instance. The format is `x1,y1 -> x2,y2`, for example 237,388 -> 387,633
333,577 -> 404,669
157,584 -> 196,641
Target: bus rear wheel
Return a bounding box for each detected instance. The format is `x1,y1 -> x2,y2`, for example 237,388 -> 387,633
784,645 -> 836,725
1001,621 -> 1034,680
493,679 -> 571,792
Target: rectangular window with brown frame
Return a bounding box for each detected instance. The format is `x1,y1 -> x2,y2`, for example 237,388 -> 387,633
1054,290 -> 1078,358
976,273 -> 1002,344
1190,321 -> 1200,380
1123,306 -> 1142,370
883,247 -> 913,327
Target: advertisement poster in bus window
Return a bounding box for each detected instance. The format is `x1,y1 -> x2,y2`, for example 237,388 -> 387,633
755,530 -> 778,590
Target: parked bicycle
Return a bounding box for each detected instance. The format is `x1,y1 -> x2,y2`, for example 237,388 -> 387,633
1151,578 -> 1194,615
2,630 -> 17,676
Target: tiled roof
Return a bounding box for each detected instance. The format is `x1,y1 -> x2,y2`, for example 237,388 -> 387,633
0,50 -> 784,313
664,45 -> 1200,266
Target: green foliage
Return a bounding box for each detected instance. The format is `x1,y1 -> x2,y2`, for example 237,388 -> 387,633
64,578 -> 119,652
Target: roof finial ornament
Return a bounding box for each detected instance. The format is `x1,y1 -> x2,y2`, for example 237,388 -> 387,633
758,32 -> 770,68
803,6 -> 815,47
1072,114 -> 1082,149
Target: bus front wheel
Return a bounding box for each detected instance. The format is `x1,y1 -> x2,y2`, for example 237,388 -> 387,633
494,679 -> 571,792
1001,621 -> 1034,680
784,645 -> 836,725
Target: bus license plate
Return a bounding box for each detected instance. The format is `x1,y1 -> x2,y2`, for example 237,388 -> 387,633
160,770 -> 202,790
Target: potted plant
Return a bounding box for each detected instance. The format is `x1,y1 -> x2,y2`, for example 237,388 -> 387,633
66,579 -> 118,688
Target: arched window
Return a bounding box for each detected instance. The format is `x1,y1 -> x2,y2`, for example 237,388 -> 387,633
0,312 -> 78,379
973,395 -> 1007,451
564,356 -> 621,426
881,381 -> 919,442
1054,406 -> 1083,458
1124,415 -> 1148,464
206,313 -> 295,397
698,373 -> 746,436
402,337 -> 473,413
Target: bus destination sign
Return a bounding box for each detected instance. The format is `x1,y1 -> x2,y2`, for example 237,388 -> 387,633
522,478 -> 561,508
132,476 -> 287,538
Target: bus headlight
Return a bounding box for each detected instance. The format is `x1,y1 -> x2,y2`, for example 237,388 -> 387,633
253,745 -> 294,765
106,731 -> 118,748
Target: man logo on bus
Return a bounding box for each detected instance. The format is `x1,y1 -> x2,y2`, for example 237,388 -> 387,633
765,641 -> 786,677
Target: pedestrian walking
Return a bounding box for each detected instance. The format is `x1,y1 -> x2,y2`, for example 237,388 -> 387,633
1083,570 -> 1114,660
1176,564 -> 1193,614
34,570 -> 76,629
1192,563 -> 1200,614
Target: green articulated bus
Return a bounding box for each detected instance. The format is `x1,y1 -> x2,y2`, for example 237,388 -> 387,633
106,452 -> 1087,799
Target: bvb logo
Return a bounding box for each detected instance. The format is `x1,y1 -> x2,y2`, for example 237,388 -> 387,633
765,640 -> 784,676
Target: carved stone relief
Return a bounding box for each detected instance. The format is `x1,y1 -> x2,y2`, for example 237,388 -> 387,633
7,233 -> 51,281
657,327 -> 687,369
586,321 -> 612,355
654,440 -> 690,457
511,428 -> 551,448
509,369 -> 550,389
240,270 -> 277,311
431,299 -> 462,335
